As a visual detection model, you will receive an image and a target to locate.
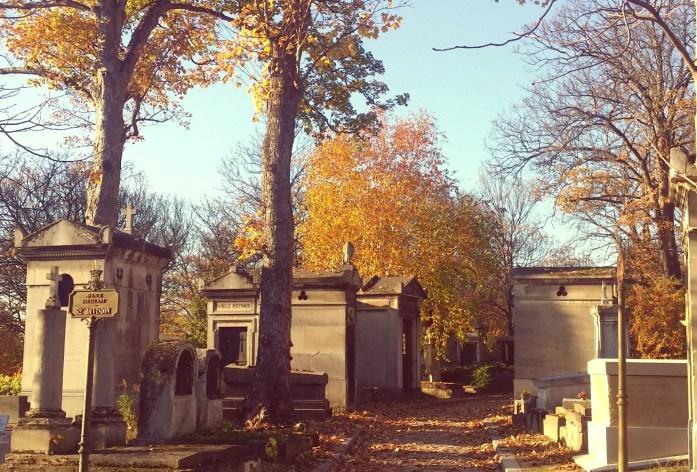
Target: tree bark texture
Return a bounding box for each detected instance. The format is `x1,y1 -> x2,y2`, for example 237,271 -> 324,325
85,1 -> 127,227
245,54 -> 302,424
657,198 -> 681,279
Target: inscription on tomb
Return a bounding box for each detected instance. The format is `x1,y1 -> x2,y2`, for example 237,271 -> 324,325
69,289 -> 120,319
214,301 -> 253,313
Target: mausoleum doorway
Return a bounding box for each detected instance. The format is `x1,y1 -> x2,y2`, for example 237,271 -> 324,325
218,327 -> 248,367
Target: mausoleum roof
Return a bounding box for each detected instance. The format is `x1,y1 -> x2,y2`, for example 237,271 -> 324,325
16,218 -> 172,260
359,275 -> 426,298
511,266 -> 615,282
203,265 -> 363,293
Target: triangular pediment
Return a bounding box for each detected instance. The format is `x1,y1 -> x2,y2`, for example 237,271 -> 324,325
20,219 -> 102,248
204,271 -> 254,291
402,278 -> 427,299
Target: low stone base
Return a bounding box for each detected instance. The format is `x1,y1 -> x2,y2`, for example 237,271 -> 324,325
575,422 -> 687,469
0,431 -> 10,464
10,418 -> 79,454
0,398 -> 29,427
0,444 -> 260,472
574,453 -> 688,472
534,372 -> 590,411
76,409 -> 127,449
90,419 -> 127,449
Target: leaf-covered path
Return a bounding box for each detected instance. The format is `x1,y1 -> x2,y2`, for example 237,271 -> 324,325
308,394 -> 508,471
305,394 -> 580,472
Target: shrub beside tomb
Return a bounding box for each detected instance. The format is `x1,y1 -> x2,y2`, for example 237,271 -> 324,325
0,373 -> 20,395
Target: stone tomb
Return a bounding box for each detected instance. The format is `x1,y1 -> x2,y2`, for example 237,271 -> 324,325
356,276 -> 426,397
138,341 -> 206,441
204,265 -> 361,409
194,349 -> 224,430
574,359 -> 688,470
14,219 -> 171,444
204,266 -> 426,409
512,266 -> 616,397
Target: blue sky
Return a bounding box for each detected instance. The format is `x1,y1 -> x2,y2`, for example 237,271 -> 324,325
123,1 -> 547,200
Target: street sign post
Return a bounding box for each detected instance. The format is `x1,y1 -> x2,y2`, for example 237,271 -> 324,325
69,289 -> 119,319
69,269 -> 118,472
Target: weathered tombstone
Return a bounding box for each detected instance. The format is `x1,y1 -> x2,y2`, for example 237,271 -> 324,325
10,268 -> 79,453
138,341 -> 199,441
14,219 -> 171,446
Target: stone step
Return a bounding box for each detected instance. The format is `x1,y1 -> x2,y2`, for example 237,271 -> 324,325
223,398 -> 329,410
222,397 -> 331,422
1,444 -> 260,472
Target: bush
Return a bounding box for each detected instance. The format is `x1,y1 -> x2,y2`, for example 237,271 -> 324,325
0,373 -> 21,395
440,366 -> 474,384
116,392 -> 138,440
471,364 -> 494,390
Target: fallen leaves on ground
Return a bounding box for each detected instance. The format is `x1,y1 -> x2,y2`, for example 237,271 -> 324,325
294,394 -> 582,472
495,431 -> 582,470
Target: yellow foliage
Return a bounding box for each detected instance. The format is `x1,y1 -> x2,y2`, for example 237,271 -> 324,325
298,113 -> 503,348
1,1 -> 220,131
627,239 -> 686,359
217,0 -> 403,116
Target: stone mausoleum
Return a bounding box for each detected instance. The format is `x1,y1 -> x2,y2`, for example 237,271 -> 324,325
512,266 -> 617,397
203,258 -> 426,409
15,219 -> 171,418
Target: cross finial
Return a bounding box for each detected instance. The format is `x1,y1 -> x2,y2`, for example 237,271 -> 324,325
46,266 -> 61,309
342,241 -> 355,267
601,281 -> 609,305
122,203 -> 138,235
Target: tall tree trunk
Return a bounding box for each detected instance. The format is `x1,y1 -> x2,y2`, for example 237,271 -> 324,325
657,162 -> 681,279
657,198 -> 681,279
245,54 -> 301,425
85,3 -> 126,227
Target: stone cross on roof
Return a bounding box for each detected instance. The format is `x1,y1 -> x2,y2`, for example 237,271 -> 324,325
46,266 -> 61,309
122,202 -> 138,235
342,241 -> 355,266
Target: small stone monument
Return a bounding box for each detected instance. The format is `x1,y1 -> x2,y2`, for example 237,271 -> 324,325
10,266 -> 79,454
138,341 -> 199,441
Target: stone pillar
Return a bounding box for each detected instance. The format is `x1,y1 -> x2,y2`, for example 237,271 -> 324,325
683,190 -> 697,469
28,308 -> 67,417
591,305 -> 619,359
92,319 -> 116,410
88,317 -> 127,449
11,302 -> 78,453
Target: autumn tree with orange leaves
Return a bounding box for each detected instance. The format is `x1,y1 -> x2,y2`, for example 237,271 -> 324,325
0,0 -> 229,226
299,113 -> 503,352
